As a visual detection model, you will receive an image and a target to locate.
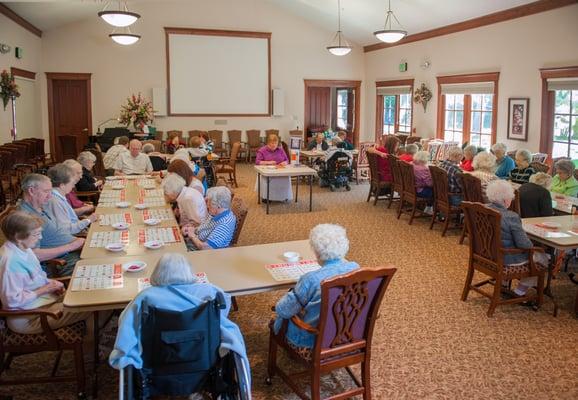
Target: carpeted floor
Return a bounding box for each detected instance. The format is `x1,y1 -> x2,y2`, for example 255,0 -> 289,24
1,163 -> 577,399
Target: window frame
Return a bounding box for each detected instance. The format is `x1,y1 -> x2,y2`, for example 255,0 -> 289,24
435,72 -> 499,147
375,78 -> 414,141
539,66 -> 578,158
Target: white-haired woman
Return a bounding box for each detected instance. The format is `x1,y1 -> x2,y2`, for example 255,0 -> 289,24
413,151 -> 433,199
273,224 -> 359,352
162,173 -> 207,228
471,151 -> 498,201
491,143 -> 515,179
460,145 -> 477,172
399,143 -> 418,162
519,172 -> 554,218
550,159 -> 578,197
486,180 -> 549,296
143,143 -> 167,171
62,159 -> 95,217
76,151 -> 103,192
509,149 -> 536,184
109,252 -> 250,391
183,186 -> 236,251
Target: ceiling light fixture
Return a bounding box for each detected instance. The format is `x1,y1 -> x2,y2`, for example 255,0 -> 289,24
98,1 -> 140,27
326,0 -> 352,56
374,0 -> 407,44
109,27 -> 141,45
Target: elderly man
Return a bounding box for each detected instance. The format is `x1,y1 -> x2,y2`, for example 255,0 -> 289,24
439,146 -> 464,206
491,143 -> 515,179
114,139 -> 153,175
103,135 -> 129,171
17,174 -> 85,277
183,186 -> 236,251
307,133 -> 329,151
162,173 -> 208,228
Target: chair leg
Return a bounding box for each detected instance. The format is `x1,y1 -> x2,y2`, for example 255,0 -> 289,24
233,172 -> 238,188
361,359 -> 371,400
396,197 -> 404,219
373,188 -> 379,206
366,184 -> 372,202
73,343 -> 87,397
459,224 -> 467,244
408,202 -> 417,225
441,213 -> 451,237
429,205 -> 437,230
51,350 -> 64,377
310,370 -> 321,400
266,332 -> 278,382
487,277 -> 502,317
537,273 -> 545,308
461,265 -> 475,301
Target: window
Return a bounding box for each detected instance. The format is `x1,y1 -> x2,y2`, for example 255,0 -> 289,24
436,73 -> 499,147
375,79 -> 414,140
336,89 -> 348,130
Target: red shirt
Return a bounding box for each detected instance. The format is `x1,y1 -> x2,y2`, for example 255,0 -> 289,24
399,154 -> 414,163
460,159 -> 474,172
66,191 -> 84,208
376,146 -> 393,182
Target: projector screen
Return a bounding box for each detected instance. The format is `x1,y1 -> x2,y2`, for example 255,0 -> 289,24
165,28 -> 271,116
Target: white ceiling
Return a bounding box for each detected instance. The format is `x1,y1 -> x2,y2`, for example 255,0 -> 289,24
4,0 -> 539,45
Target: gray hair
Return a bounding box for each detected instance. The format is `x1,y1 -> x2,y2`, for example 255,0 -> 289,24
47,163 -> 73,187
161,173 -> 185,197
554,159 -> 574,176
515,149 -> 532,163
463,145 -> 477,157
77,151 -> 96,168
491,143 -> 507,155
150,253 -> 196,286
529,172 -> 552,189
405,144 -> 418,155
21,173 -> 50,192
309,223 -> 349,262
472,151 -> 496,172
446,146 -> 463,161
206,186 -> 231,209
486,180 -> 515,204
413,150 -> 429,165
142,143 -> 155,154
62,159 -> 81,169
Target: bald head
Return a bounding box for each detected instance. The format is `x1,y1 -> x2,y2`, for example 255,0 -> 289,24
129,140 -> 142,157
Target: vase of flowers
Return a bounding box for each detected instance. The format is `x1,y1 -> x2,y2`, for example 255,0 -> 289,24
118,93 -> 154,131
0,70 -> 20,111
413,83 -> 432,113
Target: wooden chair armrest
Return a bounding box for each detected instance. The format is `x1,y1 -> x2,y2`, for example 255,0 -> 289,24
0,305 -> 62,320
501,248 -> 527,255
290,315 -> 319,335
53,276 -> 72,288
43,259 -> 66,267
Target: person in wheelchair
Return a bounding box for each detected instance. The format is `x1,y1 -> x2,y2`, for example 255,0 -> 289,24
109,253 -> 250,398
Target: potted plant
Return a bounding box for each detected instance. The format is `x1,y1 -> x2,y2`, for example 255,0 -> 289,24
0,70 -> 20,111
118,92 -> 154,131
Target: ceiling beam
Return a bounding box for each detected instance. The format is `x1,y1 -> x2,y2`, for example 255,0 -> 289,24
0,3 -> 42,38
364,0 -> 577,53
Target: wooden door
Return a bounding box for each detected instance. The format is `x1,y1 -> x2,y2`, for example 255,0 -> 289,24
305,87 -> 331,132
47,73 -> 92,161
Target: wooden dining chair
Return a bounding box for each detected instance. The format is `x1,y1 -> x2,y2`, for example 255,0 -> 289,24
397,160 -> 429,224
530,161 -> 550,174
215,142 -> 241,187
457,173 -> 483,244
460,201 -> 547,317
366,151 -> 391,205
154,130 -> 164,141
188,130 -> 207,139
208,130 -> 226,156
226,130 -> 247,160
246,130 -> 262,162
267,266 -> 397,400
230,197 -> 248,246
387,154 -> 403,210
429,166 -> 463,237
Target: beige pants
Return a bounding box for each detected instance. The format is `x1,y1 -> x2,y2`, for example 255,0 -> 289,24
7,301 -> 92,335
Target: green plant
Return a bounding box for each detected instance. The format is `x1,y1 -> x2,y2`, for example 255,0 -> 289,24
0,70 -> 20,110
118,92 -> 154,129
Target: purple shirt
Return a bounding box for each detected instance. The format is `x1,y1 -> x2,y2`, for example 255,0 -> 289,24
255,146 -> 288,165
413,164 -> 432,190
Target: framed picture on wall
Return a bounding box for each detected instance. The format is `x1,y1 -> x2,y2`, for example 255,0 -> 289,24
507,98 -> 529,141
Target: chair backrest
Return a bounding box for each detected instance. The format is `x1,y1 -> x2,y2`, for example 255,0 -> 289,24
398,160 -> 417,198
458,173 -> 483,202
509,188 -> 521,215
387,154 -> 402,191
229,142 -> 241,165
246,130 -> 261,147
208,130 -> 223,147
154,131 -> 164,141
461,201 -> 502,272
265,129 -> 279,139
429,165 -> 450,208
281,141 -> 290,162
142,140 -> 162,152
530,161 -> 549,174
366,152 -> 381,183
289,130 -> 303,138
405,136 -> 422,145
167,130 -> 183,140
230,197 -> 248,246
188,130 -> 207,139
314,267 -> 396,361
227,130 -> 242,144
394,133 -> 408,146
0,206 -> 17,247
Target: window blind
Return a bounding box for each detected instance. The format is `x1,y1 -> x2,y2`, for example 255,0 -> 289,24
547,77 -> 578,91
376,85 -> 411,96
440,82 -> 494,95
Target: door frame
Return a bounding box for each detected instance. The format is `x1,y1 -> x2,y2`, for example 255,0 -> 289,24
46,72 -> 92,157
304,79 -> 361,147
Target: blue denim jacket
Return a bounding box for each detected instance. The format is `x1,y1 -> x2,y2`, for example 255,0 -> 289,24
273,259 -> 359,348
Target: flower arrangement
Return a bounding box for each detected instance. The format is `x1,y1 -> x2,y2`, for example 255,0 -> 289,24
413,83 -> 432,112
118,92 -> 154,130
0,70 -> 20,111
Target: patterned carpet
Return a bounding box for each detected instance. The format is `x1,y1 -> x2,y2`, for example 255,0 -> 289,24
1,163 -> 577,399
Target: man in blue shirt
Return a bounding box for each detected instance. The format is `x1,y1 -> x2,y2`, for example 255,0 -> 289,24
492,143 -> 515,179
184,186 -> 236,250
18,174 -> 85,277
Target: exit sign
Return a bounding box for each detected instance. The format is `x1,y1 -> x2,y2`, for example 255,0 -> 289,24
399,62 -> 407,72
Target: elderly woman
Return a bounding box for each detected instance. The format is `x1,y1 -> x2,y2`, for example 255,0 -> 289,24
109,252 -> 250,390
188,136 -> 209,159
165,132 -> 181,155
307,133 -> 329,151
400,143 -> 418,162
509,149 -> 536,184
62,159 -> 95,217
471,151 -> 499,201
183,186 -> 236,251
486,180 -> 549,296
167,158 -> 205,195
76,151 -> 102,192
413,151 -> 433,199
367,135 -> 400,184
255,134 -> 292,202
142,143 -> 167,171
550,159 -> 578,196
519,172 -> 553,218
336,131 -> 353,150
439,146 -> 464,206
491,143 -> 515,179
162,173 -> 207,228
45,163 -> 98,234
273,224 -> 359,352
460,145 -> 477,172
0,211 -> 92,334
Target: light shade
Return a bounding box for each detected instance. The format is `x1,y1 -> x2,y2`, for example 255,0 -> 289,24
98,10 -> 140,27
373,29 -> 407,43
327,46 -> 352,56
110,33 -> 141,45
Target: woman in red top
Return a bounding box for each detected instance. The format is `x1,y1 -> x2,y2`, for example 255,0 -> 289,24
460,145 -> 476,171
367,135 -> 400,182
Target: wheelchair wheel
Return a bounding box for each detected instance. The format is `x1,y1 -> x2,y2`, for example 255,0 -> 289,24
329,184 -> 335,192
346,185 -> 351,191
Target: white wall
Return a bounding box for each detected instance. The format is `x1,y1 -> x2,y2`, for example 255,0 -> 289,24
0,13 -> 43,145
363,4 -> 578,152
40,0 -> 365,142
